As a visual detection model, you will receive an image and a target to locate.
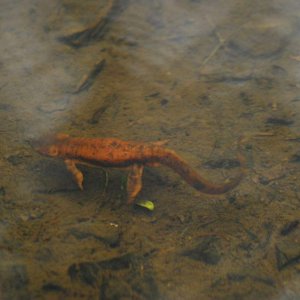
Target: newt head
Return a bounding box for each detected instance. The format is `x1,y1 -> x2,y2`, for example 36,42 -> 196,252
36,143 -> 59,157
30,133 -> 69,157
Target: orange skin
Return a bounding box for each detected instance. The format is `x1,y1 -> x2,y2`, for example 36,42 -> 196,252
33,133 -> 245,204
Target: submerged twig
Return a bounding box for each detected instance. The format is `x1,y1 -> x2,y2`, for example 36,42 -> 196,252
265,117 -> 294,126
280,220 -> 299,236
59,0 -> 129,48
253,132 -> 275,137
286,137 -> 300,142
87,94 -> 118,124
200,16 -> 232,67
74,59 -> 106,94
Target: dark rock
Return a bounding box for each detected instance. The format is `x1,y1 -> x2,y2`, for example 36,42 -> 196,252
0,103 -> 13,111
202,158 -> 241,169
35,247 -> 53,262
289,153 -> 300,163
144,92 -> 160,99
182,236 -> 221,265
42,283 -> 66,293
68,228 -> 121,248
239,92 -> 253,106
265,117 -> 294,126
280,220 -> 299,236
68,253 -> 160,299
6,265 -> 28,289
275,246 -> 300,271
160,98 -> 169,106
73,262 -> 99,286
68,253 -> 134,286
271,65 -> 287,77
227,273 -> 247,282
0,264 -> 30,299
197,94 -> 212,105
251,276 -> 276,287
259,176 -> 269,185
7,154 -> 25,166
0,186 -> 5,196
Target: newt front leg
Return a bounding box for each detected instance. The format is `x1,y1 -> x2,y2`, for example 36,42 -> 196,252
64,159 -> 84,190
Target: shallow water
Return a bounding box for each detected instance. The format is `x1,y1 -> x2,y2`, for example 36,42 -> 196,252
1,0 -> 300,299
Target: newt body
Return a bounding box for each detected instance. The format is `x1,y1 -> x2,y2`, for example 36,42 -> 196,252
34,134 -> 244,203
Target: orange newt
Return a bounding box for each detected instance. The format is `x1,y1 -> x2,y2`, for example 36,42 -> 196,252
33,133 -> 245,203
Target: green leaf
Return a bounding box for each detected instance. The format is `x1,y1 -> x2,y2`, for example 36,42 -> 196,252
136,200 -> 155,211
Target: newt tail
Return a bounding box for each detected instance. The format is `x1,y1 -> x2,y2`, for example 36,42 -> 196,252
158,149 -> 245,195
33,134 -> 245,204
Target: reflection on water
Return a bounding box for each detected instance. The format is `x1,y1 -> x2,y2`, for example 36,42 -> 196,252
1,0 -> 300,299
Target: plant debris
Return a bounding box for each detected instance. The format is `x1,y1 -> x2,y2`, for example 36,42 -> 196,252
265,117 -> 294,126
202,158 -> 241,169
74,59 -> 106,94
87,94 -> 118,124
59,0 -> 129,48
182,236 -> 221,265
275,246 -> 300,271
280,220 -> 299,236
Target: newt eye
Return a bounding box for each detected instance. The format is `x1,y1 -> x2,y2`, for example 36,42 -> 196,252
49,146 -> 59,157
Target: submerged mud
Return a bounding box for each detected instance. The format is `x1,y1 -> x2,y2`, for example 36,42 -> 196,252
0,0 -> 300,299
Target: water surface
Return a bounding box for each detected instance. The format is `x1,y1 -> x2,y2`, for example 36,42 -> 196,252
1,0 -> 300,299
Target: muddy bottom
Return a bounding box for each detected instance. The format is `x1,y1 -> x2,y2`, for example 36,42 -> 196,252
0,0 -> 300,299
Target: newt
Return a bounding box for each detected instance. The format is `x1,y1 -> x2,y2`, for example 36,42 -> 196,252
33,133 -> 245,204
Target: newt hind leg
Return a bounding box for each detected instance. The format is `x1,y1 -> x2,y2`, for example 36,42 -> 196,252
127,164 -> 144,204
64,159 -> 84,190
